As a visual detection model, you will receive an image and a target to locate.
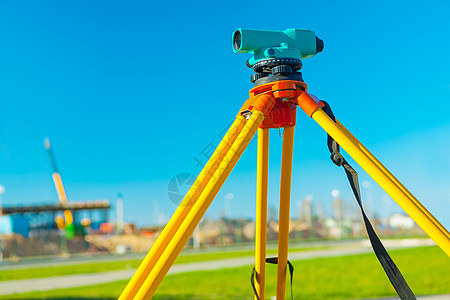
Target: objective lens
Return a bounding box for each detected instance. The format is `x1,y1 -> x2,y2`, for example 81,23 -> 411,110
315,36 -> 324,54
233,30 -> 241,51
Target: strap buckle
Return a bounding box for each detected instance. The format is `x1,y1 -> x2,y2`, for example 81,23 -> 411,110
330,151 -> 345,166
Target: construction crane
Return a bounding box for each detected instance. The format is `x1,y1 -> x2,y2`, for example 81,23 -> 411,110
44,138 -> 75,239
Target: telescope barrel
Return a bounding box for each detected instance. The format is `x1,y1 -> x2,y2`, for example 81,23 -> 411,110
232,28 -> 323,63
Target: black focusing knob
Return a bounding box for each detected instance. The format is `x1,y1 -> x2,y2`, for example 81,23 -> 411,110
272,65 -> 293,75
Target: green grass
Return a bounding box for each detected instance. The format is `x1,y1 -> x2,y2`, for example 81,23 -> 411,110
0,246 -> 325,282
0,259 -> 141,282
1,246 -> 448,299
172,246 -> 325,264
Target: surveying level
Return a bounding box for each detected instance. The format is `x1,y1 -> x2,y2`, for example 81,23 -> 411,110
119,28 -> 450,300
233,28 -> 323,68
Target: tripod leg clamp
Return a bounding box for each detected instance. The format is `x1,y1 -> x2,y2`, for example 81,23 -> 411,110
240,94 -> 276,116
296,92 -> 324,117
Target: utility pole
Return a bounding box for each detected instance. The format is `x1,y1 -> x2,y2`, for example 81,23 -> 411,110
0,185 -> 4,263
0,184 -> 4,216
116,193 -> 124,234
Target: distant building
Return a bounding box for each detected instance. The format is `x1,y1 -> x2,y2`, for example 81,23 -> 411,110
388,213 -> 415,229
0,215 -> 30,237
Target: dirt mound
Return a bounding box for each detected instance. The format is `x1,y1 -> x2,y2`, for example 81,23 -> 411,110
85,233 -> 159,253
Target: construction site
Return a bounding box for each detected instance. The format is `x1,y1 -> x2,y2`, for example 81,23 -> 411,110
0,138 -> 425,260
0,186 -> 425,260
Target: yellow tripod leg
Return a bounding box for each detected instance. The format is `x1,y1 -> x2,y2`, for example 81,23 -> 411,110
254,128 -> 269,300
119,116 -> 247,300
335,119 -> 450,240
134,111 -> 266,300
311,108 -> 450,257
276,125 -> 295,300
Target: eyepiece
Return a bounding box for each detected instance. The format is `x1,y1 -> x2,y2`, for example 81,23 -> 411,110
315,36 -> 324,54
233,30 -> 242,51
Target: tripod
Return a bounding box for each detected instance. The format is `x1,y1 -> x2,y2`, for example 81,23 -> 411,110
119,28 -> 450,300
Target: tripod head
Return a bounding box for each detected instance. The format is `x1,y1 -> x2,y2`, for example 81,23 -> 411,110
232,28 -> 323,85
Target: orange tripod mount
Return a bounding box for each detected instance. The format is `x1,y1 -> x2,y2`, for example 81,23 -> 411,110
246,79 -> 325,128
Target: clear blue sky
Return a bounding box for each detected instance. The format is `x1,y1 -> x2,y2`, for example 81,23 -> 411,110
0,1 -> 449,228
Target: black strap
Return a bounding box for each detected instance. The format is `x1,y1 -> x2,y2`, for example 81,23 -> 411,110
251,257 -> 294,300
321,101 -> 416,300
